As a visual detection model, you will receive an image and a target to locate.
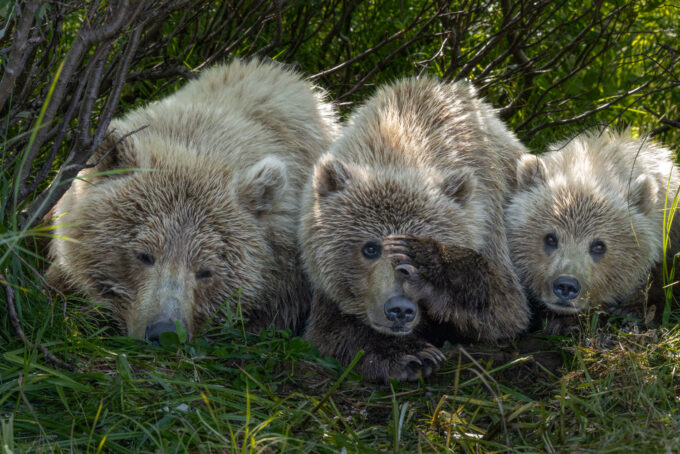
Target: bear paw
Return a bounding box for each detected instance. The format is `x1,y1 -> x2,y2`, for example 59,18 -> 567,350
385,234 -> 483,282
384,234 -> 446,284
384,234 -> 485,314
363,343 -> 446,383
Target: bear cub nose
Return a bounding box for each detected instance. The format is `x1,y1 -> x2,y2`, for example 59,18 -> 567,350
145,318 -> 186,345
384,296 -> 417,324
552,276 -> 581,301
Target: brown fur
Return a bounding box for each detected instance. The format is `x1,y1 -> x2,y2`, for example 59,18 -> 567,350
506,130 -> 680,334
300,77 -> 531,382
47,59 -> 340,338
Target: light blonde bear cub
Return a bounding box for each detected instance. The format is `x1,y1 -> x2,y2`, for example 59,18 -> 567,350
506,130 -> 680,332
48,59 -> 340,342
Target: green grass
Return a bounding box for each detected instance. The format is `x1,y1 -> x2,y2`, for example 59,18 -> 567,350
2,289 -> 680,452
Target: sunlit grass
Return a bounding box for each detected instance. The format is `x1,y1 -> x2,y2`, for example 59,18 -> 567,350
3,285 -> 680,453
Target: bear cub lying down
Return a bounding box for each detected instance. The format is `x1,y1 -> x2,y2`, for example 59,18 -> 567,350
506,130 -> 680,333
47,59 -> 339,342
300,77 -> 531,383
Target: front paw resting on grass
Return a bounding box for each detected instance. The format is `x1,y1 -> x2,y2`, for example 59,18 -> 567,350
361,341 -> 446,383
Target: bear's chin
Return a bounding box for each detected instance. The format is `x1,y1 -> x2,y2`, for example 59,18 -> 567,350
369,322 -> 415,336
543,299 -> 588,315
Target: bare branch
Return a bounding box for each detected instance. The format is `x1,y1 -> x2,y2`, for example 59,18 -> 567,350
0,0 -> 41,110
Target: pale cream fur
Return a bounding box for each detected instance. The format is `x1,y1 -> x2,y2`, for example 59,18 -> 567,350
507,129 -> 680,314
49,59 -> 340,337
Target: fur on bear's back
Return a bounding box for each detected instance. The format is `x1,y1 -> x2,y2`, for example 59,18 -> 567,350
111,59 -> 339,182
334,77 -> 525,175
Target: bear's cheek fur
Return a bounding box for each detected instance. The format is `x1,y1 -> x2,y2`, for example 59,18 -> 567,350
536,247 -> 643,314
522,230 -> 650,314
316,237 -> 407,325
73,187 -> 268,338
96,242 -> 262,338
123,260 -> 259,338
331,254 -> 420,336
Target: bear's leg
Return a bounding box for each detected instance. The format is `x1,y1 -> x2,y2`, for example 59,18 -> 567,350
542,313 -> 581,335
245,285 -> 311,337
384,234 -> 529,341
305,292 -> 445,383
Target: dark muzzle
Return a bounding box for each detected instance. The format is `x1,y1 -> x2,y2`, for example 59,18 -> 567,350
145,318 -> 188,345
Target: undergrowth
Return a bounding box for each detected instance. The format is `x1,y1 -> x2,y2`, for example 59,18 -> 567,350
2,287 -> 680,452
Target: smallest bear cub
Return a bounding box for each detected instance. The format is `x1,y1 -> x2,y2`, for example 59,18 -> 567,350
505,130 -> 680,333
48,59 -> 339,342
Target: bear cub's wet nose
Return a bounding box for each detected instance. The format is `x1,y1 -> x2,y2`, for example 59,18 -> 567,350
552,276 -> 581,301
384,296 -> 417,324
145,318 -> 186,345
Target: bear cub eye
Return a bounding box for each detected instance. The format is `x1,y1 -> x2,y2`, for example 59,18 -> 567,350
196,269 -> 213,280
589,240 -> 606,256
136,252 -> 155,266
361,241 -> 382,259
544,233 -> 558,252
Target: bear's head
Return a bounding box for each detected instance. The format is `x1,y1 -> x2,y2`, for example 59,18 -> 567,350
300,153 -> 478,336
51,130 -> 289,341
506,152 -> 661,314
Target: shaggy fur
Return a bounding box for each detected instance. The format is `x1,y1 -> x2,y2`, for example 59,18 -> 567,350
506,130 -> 680,333
300,77 -> 531,383
48,59 -> 340,338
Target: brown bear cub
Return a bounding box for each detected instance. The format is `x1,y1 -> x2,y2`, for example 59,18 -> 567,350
300,77 -> 531,382
505,130 -> 680,334
48,59 -> 339,342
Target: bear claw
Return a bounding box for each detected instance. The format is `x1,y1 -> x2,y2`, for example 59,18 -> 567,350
394,263 -> 418,278
364,343 -> 446,383
386,344 -> 445,382
402,354 -> 423,368
388,253 -> 411,263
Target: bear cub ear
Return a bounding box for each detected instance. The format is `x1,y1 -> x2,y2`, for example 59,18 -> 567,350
629,173 -> 658,215
238,156 -> 288,215
516,154 -> 547,190
440,168 -> 476,206
313,154 -> 351,196
89,127 -> 139,175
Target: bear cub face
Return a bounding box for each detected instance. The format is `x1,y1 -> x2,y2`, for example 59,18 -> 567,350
54,145 -> 287,340
303,154 -> 476,335
506,151 -> 659,315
